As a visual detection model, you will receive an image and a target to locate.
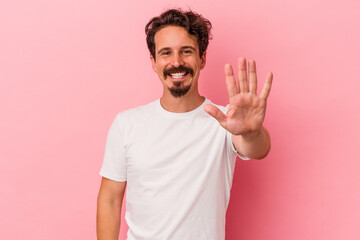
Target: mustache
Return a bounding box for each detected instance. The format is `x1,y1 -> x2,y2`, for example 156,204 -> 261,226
163,65 -> 194,77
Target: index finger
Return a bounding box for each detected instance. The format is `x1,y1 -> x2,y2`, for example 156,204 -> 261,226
225,63 -> 238,98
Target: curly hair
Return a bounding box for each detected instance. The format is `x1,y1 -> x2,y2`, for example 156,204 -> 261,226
145,9 -> 212,60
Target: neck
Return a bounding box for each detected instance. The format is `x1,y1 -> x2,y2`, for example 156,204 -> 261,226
160,91 -> 205,113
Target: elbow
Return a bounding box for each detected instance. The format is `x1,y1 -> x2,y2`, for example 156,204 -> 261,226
251,142 -> 271,160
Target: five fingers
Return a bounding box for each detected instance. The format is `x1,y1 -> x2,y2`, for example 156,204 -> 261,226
225,57 -> 273,100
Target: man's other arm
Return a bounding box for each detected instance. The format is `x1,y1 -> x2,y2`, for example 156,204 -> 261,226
97,177 -> 127,240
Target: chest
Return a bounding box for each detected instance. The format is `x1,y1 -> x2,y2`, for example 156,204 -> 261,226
123,115 -> 227,182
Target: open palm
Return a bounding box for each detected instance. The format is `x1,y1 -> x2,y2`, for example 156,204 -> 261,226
204,57 -> 273,136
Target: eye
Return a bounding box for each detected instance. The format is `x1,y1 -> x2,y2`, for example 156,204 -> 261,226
182,49 -> 193,54
160,51 -> 170,56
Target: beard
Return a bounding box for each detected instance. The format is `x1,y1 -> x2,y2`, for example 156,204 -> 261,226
168,81 -> 191,97
163,65 -> 194,98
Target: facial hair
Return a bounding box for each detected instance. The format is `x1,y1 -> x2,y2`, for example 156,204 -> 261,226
168,82 -> 192,97
163,65 -> 194,98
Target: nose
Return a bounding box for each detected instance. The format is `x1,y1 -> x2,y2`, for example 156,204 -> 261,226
170,52 -> 184,68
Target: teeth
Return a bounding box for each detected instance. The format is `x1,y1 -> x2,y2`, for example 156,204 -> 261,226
170,72 -> 186,78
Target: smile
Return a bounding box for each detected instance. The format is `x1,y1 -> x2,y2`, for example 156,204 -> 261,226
164,66 -> 194,81
169,72 -> 188,80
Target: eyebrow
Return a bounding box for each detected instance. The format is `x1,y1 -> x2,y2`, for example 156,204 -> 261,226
157,46 -> 196,55
181,46 -> 196,51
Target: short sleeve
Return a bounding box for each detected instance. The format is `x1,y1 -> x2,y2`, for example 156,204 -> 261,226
226,130 -> 251,160
99,114 -> 127,181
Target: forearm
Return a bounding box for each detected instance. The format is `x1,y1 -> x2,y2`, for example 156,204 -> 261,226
232,126 -> 271,159
97,199 -> 122,240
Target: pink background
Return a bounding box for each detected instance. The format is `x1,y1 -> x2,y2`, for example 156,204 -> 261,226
1,0 -> 360,239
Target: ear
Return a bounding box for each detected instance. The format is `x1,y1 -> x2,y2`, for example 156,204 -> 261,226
150,55 -> 157,73
200,51 -> 207,70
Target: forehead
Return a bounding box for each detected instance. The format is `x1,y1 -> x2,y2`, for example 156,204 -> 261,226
154,26 -> 198,51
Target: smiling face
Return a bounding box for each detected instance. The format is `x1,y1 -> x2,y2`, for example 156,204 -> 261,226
150,26 -> 206,98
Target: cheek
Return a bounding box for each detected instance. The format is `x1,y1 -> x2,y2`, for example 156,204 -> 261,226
153,63 -> 162,73
155,61 -> 166,71
156,66 -> 166,78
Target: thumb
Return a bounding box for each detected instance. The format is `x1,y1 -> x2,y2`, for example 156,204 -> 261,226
204,104 -> 226,125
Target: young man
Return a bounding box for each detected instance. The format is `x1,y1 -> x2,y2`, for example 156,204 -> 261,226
97,9 -> 273,240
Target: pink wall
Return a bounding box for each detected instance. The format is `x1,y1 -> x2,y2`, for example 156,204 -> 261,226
1,0 -> 359,239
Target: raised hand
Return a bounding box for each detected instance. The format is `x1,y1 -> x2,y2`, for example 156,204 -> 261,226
204,57 -> 273,137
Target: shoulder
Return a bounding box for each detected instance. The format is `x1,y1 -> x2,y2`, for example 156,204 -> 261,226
111,99 -> 158,129
115,99 -> 158,119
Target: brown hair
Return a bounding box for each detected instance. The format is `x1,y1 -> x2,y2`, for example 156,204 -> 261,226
145,9 -> 212,60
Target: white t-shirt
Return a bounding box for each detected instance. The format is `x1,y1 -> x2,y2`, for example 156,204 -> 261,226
100,98 -> 249,240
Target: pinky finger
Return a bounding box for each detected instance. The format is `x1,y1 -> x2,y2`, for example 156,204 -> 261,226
260,72 -> 273,99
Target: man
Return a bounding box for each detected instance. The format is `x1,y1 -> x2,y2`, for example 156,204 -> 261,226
97,8 -> 273,240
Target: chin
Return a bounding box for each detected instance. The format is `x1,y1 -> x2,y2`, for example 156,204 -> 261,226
168,83 -> 192,98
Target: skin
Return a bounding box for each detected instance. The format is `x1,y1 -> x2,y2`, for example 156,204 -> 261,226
97,178 -> 126,240
150,25 -> 273,159
204,58 -> 273,159
150,26 -> 206,113
97,25 -> 273,239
